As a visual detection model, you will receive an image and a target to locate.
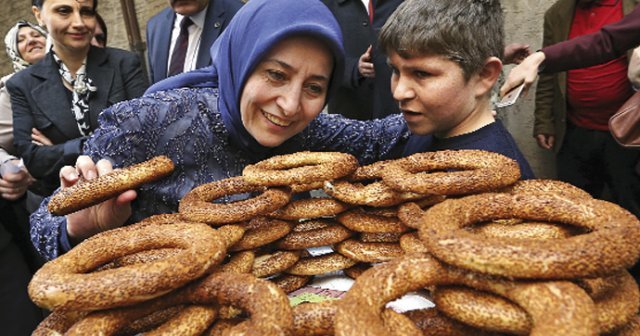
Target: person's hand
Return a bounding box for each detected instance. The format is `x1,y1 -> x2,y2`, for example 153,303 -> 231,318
358,45 -> 375,78
503,43 -> 531,65
535,133 -> 555,150
32,128 -> 53,146
500,51 -> 546,98
62,156 -> 137,244
0,160 -> 32,201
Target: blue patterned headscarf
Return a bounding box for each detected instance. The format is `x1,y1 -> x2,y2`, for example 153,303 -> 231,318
146,0 -> 345,157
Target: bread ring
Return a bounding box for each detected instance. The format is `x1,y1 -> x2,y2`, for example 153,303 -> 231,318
212,250 -> 255,274
420,193 -> 640,279
618,315 -> 640,336
470,220 -> 578,240
291,300 -> 422,336
271,274 -> 312,294
275,219 -> 352,250
229,217 -> 294,251
404,308 -> 493,336
215,224 -> 247,248
337,208 -> 410,233
574,273 -> 621,300
205,318 -> 243,336
335,239 -> 404,263
381,150 -> 521,195
179,176 -> 291,224
343,263 -> 371,279
28,222 -> 227,311
135,213 -> 187,226
502,178 -> 593,199
434,270 -> 639,334
268,197 -> 352,220
324,180 -> 425,208
286,252 -> 357,276
96,248 -> 179,271
119,306 -> 184,336
242,151 -> 359,186
433,285 -> 531,335
64,297 -> 216,336
184,272 -> 293,336
399,232 -> 428,254
292,301 -> 336,336
32,310 -> 86,336
335,253 -> 597,336
360,232 -> 403,243
252,251 -> 301,278
48,156 -> 175,216
143,305 -> 217,336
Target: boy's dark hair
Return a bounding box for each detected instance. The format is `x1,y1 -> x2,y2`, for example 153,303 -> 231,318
379,0 -> 504,81
32,0 -> 98,10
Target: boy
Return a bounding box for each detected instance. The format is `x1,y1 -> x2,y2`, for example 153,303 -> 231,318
379,0 -> 535,178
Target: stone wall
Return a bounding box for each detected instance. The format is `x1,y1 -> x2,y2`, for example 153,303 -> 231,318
0,0 -> 559,177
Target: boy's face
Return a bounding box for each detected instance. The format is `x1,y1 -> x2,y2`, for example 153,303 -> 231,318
388,51 -> 484,138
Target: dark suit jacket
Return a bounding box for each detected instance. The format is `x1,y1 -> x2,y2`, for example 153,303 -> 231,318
542,1 -> 640,73
321,0 -> 402,120
6,46 -> 148,194
534,0 -> 637,152
146,0 -> 244,84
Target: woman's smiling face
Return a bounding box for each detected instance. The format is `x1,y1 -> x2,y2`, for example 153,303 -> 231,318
239,36 -> 333,148
17,26 -> 47,64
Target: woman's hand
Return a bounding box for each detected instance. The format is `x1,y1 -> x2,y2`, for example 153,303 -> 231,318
0,160 -> 32,201
500,51 -> 546,98
32,128 -> 53,146
358,45 -> 375,78
62,156 -> 137,244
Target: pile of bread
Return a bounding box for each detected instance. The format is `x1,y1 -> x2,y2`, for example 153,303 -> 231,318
30,150 -> 640,335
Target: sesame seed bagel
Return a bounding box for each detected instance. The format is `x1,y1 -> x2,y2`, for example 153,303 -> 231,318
179,176 -> 291,225
48,155 -> 175,216
335,253 -> 597,336
380,150 -> 521,195
242,151 -> 359,186
28,222 -> 227,312
419,193 -> 640,279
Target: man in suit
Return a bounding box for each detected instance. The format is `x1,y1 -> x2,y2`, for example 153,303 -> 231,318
321,0 -> 403,120
146,0 -> 244,84
534,0 -> 639,217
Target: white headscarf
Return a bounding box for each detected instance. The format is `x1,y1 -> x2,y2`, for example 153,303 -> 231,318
4,21 -> 48,73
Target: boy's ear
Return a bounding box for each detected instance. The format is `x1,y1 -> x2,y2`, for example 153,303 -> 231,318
32,6 -> 44,26
474,56 -> 503,97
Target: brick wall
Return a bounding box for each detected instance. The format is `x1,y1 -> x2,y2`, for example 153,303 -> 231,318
0,0 -> 559,178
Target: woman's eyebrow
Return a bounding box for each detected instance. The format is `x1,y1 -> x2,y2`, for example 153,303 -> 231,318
264,58 -> 330,82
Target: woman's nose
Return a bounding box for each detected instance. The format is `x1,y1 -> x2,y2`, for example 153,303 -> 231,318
278,86 -> 302,116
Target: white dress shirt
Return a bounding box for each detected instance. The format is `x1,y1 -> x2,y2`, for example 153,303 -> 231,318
167,8 -> 207,75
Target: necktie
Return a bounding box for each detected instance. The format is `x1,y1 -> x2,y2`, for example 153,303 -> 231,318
368,0 -> 374,24
168,17 -> 193,77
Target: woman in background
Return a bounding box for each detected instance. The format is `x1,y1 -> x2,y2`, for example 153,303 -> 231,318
7,0 -> 149,198
0,20 -> 47,336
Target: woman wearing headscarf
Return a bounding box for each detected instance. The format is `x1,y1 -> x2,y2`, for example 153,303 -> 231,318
0,20 -> 46,336
6,0 -> 149,199
30,0 -> 410,261
0,21 -> 48,200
